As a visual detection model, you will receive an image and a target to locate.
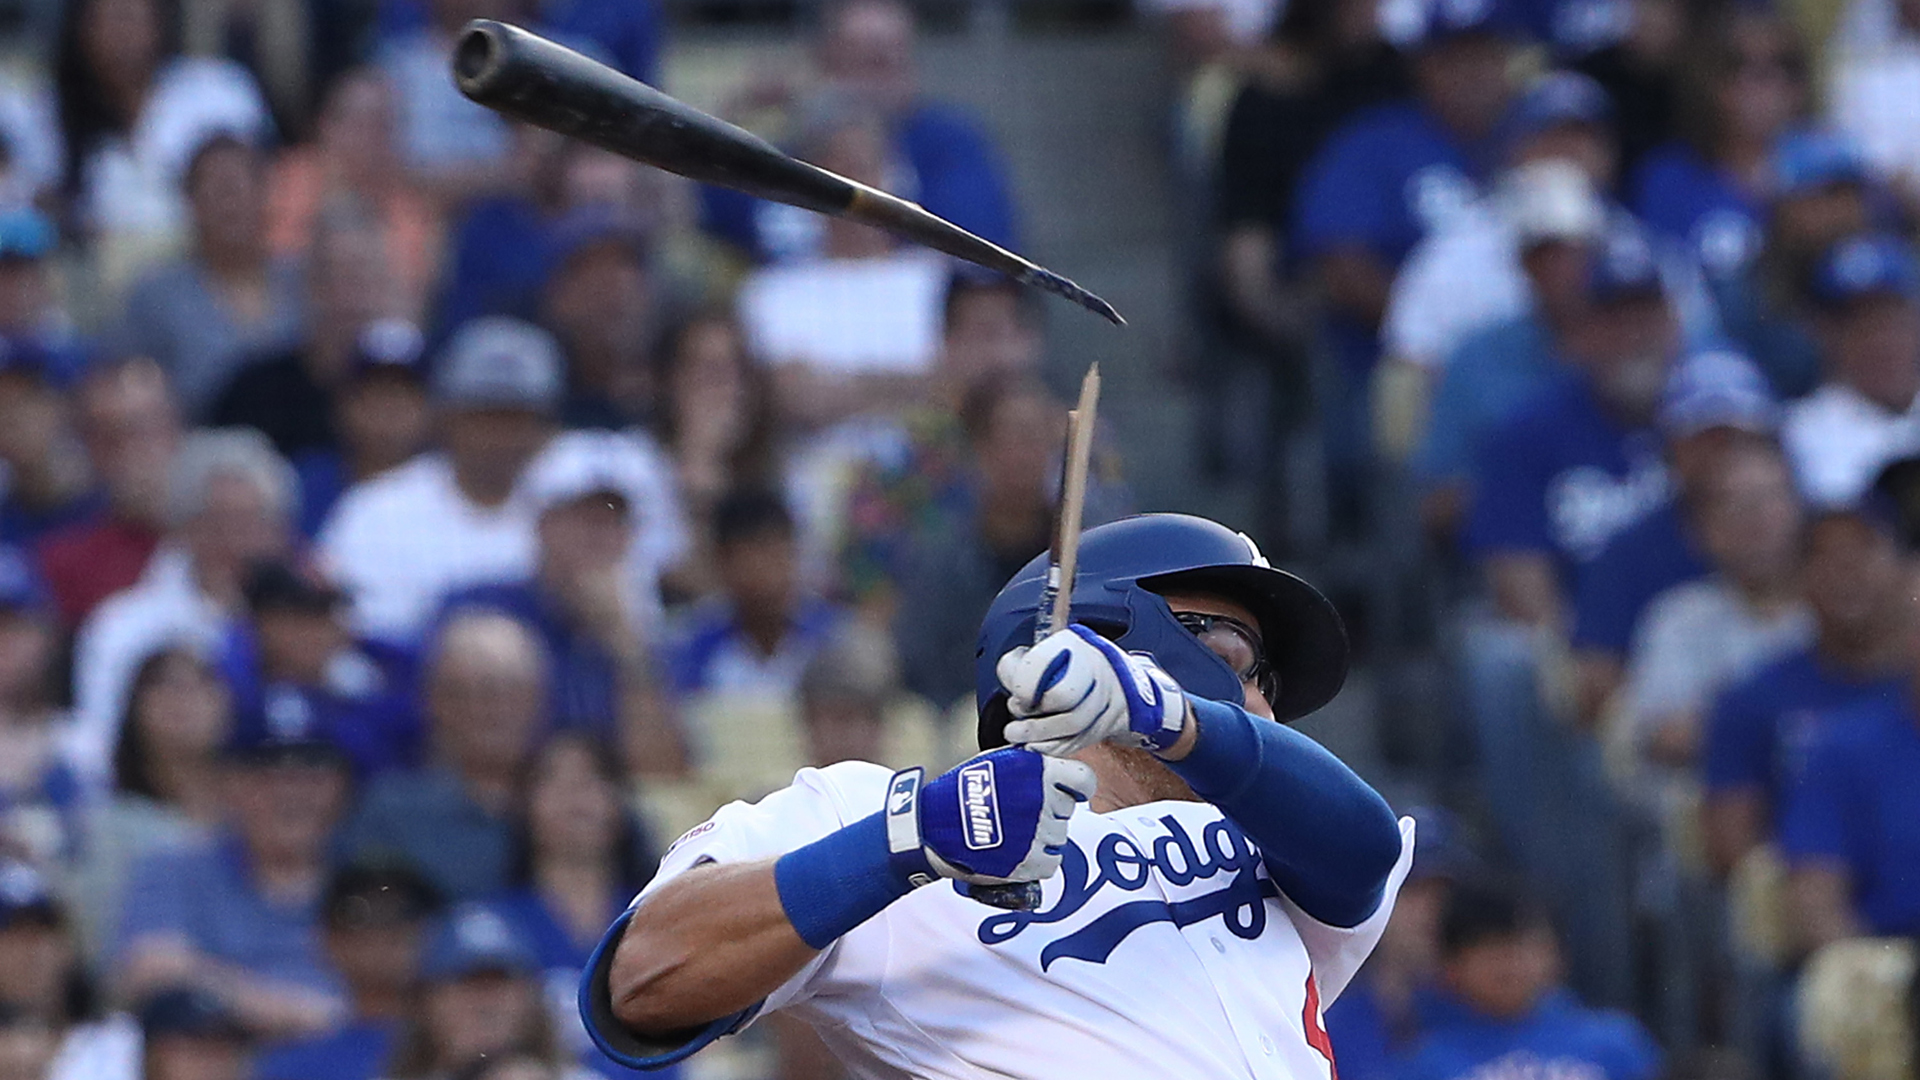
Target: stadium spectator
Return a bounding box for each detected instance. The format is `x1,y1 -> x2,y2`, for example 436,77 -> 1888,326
493,734 -> 657,1073
1713,131 -> 1879,401
1383,71 -> 1616,385
383,905 -> 573,1080
1628,5 -> 1809,286
71,428 -> 294,781
114,704 -> 352,1038
1467,224 -> 1678,629
73,644 -> 230,963
277,319 -> 431,539
210,200 -> 411,458
0,548 -> 87,865
1780,656 -> 1920,949
1701,500 -> 1912,879
318,317 -> 560,645
0,1004 -> 58,1080
250,863 -> 440,1080
136,987 -> 253,1080
0,339 -> 94,548
1409,158 -> 1603,535
377,0 -> 514,200
934,269 -> 1045,391
341,611 -> 546,901
0,861 -> 140,1080
0,208 -> 87,378
737,105 -> 946,430
1621,439 -> 1808,771
1212,0 -> 1408,349
666,489 -> 846,701
538,209 -> 659,431
119,135 -> 305,419
653,311 -> 779,602
52,0 -> 271,274
1397,880 -> 1661,1080
37,357 -> 178,629
219,560 -> 420,780
798,622 -> 904,767
1783,234 -> 1920,506
1572,0 -> 1685,176
438,431 -> 686,774
267,68 -> 441,320
429,129 -> 582,336
703,0 -> 1017,263
1569,349 -> 1777,725
894,376 -> 1067,709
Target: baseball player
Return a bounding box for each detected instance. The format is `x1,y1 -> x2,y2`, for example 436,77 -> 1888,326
578,513 -> 1415,1078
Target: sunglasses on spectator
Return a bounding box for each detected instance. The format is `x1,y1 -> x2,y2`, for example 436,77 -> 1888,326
1174,612 -> 1280,707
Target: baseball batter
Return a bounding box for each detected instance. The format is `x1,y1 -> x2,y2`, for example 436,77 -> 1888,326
578,513 -> 1415,1078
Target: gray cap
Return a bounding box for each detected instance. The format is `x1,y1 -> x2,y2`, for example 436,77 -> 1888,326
432,317 -> 563,412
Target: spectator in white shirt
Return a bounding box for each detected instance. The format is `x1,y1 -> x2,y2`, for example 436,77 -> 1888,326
736,102 -> 946,432
317,317 -> 560,646
71,428 -> 295,782
1782,233 -> 1920,505
1828,0 -> 1920,210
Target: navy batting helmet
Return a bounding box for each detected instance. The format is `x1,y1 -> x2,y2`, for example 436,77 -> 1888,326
974,513 -> 1349,749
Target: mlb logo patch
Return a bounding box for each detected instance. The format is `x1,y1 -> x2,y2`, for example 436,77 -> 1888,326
958,761 -> 1003,850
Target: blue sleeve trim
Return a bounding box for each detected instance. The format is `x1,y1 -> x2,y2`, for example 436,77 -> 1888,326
774,810 -> 916,949
1169,698 -> 1401,928
577,905 -> 761,1071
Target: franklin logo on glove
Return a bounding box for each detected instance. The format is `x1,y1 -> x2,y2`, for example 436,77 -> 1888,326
960,762 -> 1003,850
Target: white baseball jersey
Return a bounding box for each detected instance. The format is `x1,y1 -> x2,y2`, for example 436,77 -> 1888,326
635,761 -> 1417,1080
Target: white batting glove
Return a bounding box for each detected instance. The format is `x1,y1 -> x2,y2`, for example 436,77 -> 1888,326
996,625 -> 1189,756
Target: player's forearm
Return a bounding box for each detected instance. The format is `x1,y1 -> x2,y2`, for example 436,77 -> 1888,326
610,860 -> 818,1034
1163,698 -> 1401,928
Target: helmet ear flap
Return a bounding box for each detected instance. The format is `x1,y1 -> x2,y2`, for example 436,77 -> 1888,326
977,691 -> 1015,751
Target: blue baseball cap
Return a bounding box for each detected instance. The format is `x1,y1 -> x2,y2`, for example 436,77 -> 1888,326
348,318 -> 426,382
1403,0 -> 1527,47
1773,129 -> 1868,198
545,206 -> 649,276
224,686 -> 345,766
1587,223 -> 1665,303
138,987 -> 248,1043
0,547 -> 50,618
0,336 -> 69,388
1658,348 -> 1778,438
0,209 -> 55,262
1503,71 -> 1614,151
1810,234 -> 1920,308
420,905 -> 539,982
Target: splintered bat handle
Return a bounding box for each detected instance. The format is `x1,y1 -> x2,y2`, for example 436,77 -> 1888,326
970,881 -> 1043,911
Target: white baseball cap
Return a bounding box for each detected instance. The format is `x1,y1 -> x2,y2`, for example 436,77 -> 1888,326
1499,158 -> 1605,246
519,431 -> 658,517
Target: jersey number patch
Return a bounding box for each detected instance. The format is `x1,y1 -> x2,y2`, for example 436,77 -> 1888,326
1304,971 -> 1338,1080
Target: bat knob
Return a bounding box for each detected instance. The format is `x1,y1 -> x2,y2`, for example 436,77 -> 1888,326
967,881 -> 1042,911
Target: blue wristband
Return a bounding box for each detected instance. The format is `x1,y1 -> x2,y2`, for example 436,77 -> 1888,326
774,811 -> 924,949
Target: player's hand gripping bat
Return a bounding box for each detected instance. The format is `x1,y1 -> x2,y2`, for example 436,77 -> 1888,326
971,363 -> 1102,912
452,20 -> 1123,325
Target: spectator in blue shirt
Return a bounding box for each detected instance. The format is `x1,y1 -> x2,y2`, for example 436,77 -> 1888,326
288,319 -> 432,539
218,559 -> 422,781
341,611 -> 548,902
1398,880 -> 1662,1080
701,0 -> 1018,263
1628,7 -> 1810,285
1467,222 -> 1679,627
492,734 -> 661,1077
1567,348 -> 1776,724
114,700 -> 354,1040
1699,497 -> 1910,877
666,490 -> 847,701
1780,686 -> 1920,950
438,431 -> 685,778
253,863 -> 442,1080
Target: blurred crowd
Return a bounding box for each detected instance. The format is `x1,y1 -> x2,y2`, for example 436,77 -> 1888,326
0,0 -> 1916,1076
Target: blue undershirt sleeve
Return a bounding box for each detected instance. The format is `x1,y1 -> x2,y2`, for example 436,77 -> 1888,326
1167,697 -> 1402,927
